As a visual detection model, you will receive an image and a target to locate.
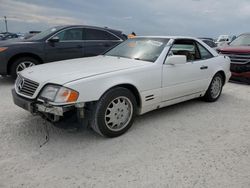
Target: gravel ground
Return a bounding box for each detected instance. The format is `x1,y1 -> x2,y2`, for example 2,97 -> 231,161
0,76 -> 250,188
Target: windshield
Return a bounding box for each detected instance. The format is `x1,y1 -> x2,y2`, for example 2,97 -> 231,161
29,27 -> 62,40
105,38 -> 169,62
230,34 -> 250,46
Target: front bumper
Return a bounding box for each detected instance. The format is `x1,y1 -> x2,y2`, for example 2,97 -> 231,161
230,72 -> 250,84
12,89 -> 35,113
231,71 -> 250,78
230,63 -> 250,83
12,89 -> 74,117
230,63 -> 250,76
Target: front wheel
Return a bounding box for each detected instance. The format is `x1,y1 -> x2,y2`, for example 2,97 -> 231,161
91,87 -> 137,137
203,73 -> 223,102
10,57 -> 39,79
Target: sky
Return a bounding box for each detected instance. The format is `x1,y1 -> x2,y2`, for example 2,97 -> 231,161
0,0 -> 250,38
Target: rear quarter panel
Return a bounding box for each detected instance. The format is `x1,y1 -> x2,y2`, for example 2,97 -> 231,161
208,55 -> 231,85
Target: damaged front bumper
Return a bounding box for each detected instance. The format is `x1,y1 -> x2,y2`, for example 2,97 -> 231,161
12,89 -> 84,122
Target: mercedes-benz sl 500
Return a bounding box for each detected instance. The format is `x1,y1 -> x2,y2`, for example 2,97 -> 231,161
12,36 -> 231,137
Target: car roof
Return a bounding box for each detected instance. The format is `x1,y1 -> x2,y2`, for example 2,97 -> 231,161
58,25 -> 123,33
239,32 -> 250,35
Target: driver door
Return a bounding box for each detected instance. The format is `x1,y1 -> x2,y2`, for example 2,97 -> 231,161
162,39 -> 211,101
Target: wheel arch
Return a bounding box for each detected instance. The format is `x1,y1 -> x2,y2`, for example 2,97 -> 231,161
216,70 -> 226,85
204,69 -> 227,94
102,83 -> 142,108
7,53 -> 43,75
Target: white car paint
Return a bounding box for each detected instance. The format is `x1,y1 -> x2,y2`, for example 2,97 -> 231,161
16,36 -> 231,115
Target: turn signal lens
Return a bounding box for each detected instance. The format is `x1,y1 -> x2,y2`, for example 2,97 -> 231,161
54,87 -> 79,103
61,90 -> 79,102
0,47 -> 8,52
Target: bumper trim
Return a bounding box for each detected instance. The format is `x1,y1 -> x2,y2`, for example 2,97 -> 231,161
231,71 -> 250,78
12,89 -> 74,116
12,89 -> 35,113
36,104 -> 64,116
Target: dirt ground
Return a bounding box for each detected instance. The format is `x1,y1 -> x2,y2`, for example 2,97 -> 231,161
0,76 -> 249,188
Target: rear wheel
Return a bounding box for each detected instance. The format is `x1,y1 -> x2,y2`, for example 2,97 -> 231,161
203,73 -> 223,102
91,87 -> 137,137
10,57 -> 39,79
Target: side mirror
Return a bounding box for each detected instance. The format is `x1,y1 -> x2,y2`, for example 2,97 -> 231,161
48,36 -> 60,43
165,55 -> 187,65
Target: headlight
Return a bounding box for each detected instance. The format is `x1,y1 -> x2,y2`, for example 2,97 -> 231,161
0,47 -> 8,52
40,85 -> 60,101
54,87 -> 79,103
39,85 -> 79,103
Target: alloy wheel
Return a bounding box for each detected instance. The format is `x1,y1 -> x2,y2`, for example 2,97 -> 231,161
16,61 -> 35,73
210,76 -> 222,99
104,96 -> 133,132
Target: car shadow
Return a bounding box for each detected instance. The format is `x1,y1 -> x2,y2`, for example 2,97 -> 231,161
13,97 -> 206,148
229,79 -> 250,85
6,91 -> 233,156
0,76 -> 14,86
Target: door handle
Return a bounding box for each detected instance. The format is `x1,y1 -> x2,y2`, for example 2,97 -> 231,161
200,65 -> 208,70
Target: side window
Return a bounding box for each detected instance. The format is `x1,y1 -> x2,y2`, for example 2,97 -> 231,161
207,41 -> 214,48
170,40 -> 201,62
204,40 -> 216,48
84,28 -> 119,40
56,28 -> 83,41
197,43 -> 213,59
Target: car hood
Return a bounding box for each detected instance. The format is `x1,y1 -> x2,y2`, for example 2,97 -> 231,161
218,46 -> 250,53
20,56 -> 150,85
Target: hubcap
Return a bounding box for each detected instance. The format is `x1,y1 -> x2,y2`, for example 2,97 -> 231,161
210,76 -> 222,98
16,61 -> 35,73
105,96 -> 133,132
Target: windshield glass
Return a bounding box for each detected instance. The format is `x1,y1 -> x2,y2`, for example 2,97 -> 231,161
29,27 -> 62,40
105,38 -> 169,62
230,34 -> 250,46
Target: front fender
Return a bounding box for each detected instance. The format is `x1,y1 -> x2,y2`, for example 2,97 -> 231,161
64,65 -> 162,103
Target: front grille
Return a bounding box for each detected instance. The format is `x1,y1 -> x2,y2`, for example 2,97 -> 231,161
221,52 -> 250,64
16,76 -> 39,97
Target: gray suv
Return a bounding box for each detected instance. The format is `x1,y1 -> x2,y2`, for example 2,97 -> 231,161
0,25 -> 127,78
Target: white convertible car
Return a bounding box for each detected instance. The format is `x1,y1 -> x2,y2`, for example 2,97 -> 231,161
12,36 -> 231,137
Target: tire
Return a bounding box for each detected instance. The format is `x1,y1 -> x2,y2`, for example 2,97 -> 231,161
91,87 -> 137,137
203,73 -> 223,102
10,57 -> 39,79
